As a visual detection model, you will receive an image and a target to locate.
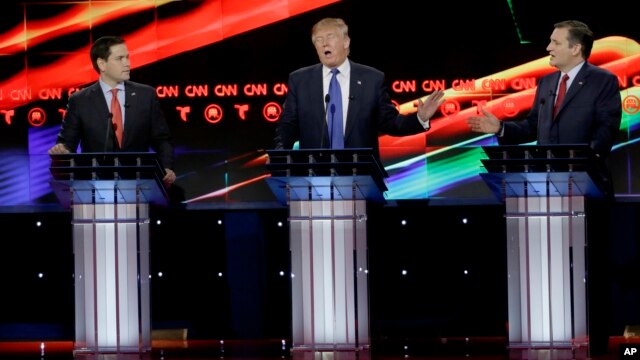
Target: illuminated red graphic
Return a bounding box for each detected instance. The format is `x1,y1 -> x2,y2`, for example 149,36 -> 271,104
440,99 -> 460,117
0,0 -> 337,112
263,102 -> 282,122
2,110 -> 15,125
471,100 -> 489,114
379,36 -> 640,159
205,104 -> 223,124
0,2 -> 174,55
243,84 -> 268,96
623,95 -> 640,115
37,88 -> 64,101
28,108 -> 46,127
396,36 -> 640,117
234,104 -> 249,120
392,80 -> 418,93
185,85 -> 209,98
158,86 -> 180,98
176,106 -> 191,122
214,84 -> 238,97
391,100 -> 400,111
273,83 -> 288,96
501,98 -> 520,117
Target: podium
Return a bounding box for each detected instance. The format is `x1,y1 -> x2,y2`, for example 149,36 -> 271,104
50,152 -> 168,354
480,144 -> 603,349
266,148 -> 387,351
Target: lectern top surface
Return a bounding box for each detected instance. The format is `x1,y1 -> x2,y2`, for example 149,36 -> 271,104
49,152 -> 168,207
481,144 -> 594,160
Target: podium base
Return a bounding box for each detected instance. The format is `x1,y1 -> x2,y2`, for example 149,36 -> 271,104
506,195 -> 588,349
72,202 -> 152,354
289,199 -> 370,351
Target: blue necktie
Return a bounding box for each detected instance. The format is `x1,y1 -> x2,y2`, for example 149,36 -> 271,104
328,68 -> 344,149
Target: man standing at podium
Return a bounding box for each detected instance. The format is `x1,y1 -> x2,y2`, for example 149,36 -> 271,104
466,20 -> 621,196
467,20 -> 621,356
274,17 -> 444,160
49,35 -> 176,188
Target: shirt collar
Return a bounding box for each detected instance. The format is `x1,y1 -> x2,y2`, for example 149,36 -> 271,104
99,79 -> 125,94
563,61 -> 585,81
323,60 -> 350,78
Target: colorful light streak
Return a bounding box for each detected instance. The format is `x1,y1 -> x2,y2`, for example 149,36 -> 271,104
0,0 -> 338,112
0,1 -> 638,205
200,37 -> 640,203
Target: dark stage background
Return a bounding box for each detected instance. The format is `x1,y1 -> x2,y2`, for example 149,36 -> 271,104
0,0 -> 638,345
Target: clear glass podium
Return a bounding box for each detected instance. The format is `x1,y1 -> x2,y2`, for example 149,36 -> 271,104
480,144 -> 603,350
50,152 -> 168,355
266,148 -> 387,351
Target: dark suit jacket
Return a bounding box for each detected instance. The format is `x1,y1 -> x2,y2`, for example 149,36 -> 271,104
275,60 -> 425,157
500,62 -> 621,159
55,81 -> 174,169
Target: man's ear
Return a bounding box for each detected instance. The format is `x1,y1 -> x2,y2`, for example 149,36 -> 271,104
572,43 -> 582,57
97,58 -> 107,72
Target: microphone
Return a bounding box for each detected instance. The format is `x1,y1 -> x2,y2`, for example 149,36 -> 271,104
124,103 -> 130,108
104,113 -> 113,153
541,89 -> 555,107
329,103 -> 336,148
320,94 -> 330,148
348,95 -> 354,101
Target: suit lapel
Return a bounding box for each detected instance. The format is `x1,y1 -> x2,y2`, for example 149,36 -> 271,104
86,82 -> 115,151
123,82 -> 136,147
311,65 -> 325,130
88,82 -> 110,116
557,64 -> 589,118
345,61 -> 362,140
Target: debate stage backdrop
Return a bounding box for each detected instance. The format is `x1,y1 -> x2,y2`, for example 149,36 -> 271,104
0,0 -> 638,211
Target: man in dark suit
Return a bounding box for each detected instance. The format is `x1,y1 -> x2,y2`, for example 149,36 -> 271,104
274,17 -> 444,158
467,20 -> 621,356
49,36 -> 176,187
467,20 -> 621,195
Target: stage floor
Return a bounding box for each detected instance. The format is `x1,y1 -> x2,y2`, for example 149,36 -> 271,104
0,337 -> 636,360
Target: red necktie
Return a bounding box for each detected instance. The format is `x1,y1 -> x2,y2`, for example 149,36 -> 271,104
553,74 -> 569,118
110,88 -> 123,147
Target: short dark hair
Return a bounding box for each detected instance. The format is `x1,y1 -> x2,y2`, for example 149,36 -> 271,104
554,20 -> 593,59
90,36 -> 126,73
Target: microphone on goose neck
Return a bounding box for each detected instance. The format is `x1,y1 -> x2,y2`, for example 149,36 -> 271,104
104,112 -> 113,153
329,103 -> 336,149
320,94 -> 331,149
